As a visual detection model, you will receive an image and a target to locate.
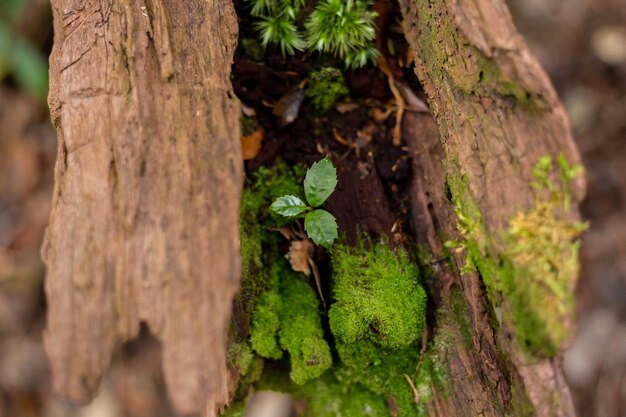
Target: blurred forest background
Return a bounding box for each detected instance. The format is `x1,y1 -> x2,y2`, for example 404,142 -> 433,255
0,0 -> 624,416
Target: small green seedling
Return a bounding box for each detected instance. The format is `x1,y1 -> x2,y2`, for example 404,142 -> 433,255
270,157 -> 338,249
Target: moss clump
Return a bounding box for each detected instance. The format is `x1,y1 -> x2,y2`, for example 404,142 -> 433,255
279,274 -> 333,384
328,240 -> 429,416
445,155 -> 586,357
231,160 -> 308,393
250,258 -> 332,385
250,288 -> 283,359
240,37 -> 265,62
298,373 -> 389,417
502,155 -> 587,355
228,341 -> 264,388
221,401 -> 245,417
330,241 -> 427,350
305,67 -> 349,114
237,160 -> 307,323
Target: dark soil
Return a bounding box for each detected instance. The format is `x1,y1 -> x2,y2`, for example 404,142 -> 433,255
233,0 -> 426,249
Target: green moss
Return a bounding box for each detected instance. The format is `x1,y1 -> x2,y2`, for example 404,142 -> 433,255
305,67 -> 349,114
241,114 -> 258,137
221,401 -> 245,417
250,288 -> 283,359
231,160 -> 309,394
326,239 -> 430,416
450,287 -> 474,350
237,160 -> 307,322
330,240 -> 427,350
228,341 -> 265,390
250,257 -> 332,384
411,0 -> 541,108
444,155 -> 586,358
240,37 -> 265,62
253,367 -> 388,417
279,274 -> 333,384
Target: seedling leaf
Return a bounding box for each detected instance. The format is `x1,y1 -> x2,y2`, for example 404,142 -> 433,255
304,209 -> 338,250
304,157 -> 337,207
271,195 -> 308,217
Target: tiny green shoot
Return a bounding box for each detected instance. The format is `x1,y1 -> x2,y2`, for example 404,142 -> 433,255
270,157 -> 339,249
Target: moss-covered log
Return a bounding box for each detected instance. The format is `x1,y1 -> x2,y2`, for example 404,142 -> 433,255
399,0 -> 586,415
43,0 -> 586,415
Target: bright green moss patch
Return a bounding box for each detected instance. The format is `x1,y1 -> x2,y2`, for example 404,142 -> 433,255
444,155 -> 586,357
305,67 -> 349,114
298,373 -> 389,417
232,160 -> 309,390
330,240 -> 427,350
250,289 -> 283,359
250,258 -> 332,384
328,239 -> 431,416
279,275 -> 333,384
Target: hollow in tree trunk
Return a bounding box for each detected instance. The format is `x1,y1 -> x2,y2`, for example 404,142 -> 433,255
43,0 -> 585,416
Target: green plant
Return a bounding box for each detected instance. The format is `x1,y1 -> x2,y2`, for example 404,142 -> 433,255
270,157 -> 339,249
246,0 -> 378,68
305,67 -> 349,114
305,0 -> 378,68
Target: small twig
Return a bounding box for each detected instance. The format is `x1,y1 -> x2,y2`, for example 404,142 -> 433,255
308,257 -> 326,310
387,78 -> 405,146
404,374 -> 421,404
412,324 -> 430,382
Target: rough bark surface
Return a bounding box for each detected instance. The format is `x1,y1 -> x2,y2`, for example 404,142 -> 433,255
399,0 -> 584,415
43,1 -> 242,416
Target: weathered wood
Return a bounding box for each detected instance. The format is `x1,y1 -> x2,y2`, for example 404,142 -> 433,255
43,1 -> 242,415
399,0 -> 585,415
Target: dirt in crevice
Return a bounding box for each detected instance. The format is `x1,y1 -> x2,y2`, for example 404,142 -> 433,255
232,0 -> 428,248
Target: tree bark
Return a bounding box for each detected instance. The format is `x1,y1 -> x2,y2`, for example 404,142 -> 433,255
399,0 -> 585,415
43,1 -> 242,416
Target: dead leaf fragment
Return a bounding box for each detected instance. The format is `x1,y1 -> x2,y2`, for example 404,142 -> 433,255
286,240 -> 311,275
273,88 -> 305,127
241,127 -> 264,160
335,101 -> 360,114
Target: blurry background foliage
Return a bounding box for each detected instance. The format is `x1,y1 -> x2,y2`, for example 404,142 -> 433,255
0,0 -> 50,101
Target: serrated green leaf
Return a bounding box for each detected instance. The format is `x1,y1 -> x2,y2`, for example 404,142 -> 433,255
304,209 -> 338,250
304,157 -> 337,207
270,195 -> 308,217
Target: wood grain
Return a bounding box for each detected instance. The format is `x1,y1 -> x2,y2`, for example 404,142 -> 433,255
43,1 -> 242,415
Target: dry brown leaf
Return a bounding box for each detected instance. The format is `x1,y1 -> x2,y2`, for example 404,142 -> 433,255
370,107 -> 393,122
286,240 -> 311,275
241,103 -> 256,117
335,101 -> 360,114
272,88 -> 305,127
332,128 -> 351,146
270,227 -> 295,241
241,127 -> 264,160
356,122 -> 377,144
396,82 -> 430,113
